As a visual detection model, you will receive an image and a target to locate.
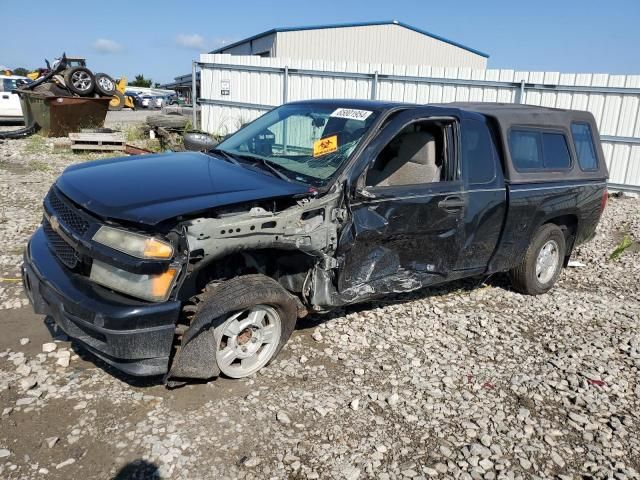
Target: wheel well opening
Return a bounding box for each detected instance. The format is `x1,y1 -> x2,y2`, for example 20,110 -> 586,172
544,214 -> 578,259
188,250 -> 316,298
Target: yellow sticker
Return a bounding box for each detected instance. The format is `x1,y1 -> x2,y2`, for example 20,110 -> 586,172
313,135 -> 338,157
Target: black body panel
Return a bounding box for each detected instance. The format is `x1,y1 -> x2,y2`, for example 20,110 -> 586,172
56,151 -> 308,226
487,180 -> 607,273
23,228 -> 178,376
338,181 -> 465,299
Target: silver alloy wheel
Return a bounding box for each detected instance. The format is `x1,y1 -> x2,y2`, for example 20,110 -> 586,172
215,305 -> 281,378
535,239 -> 560,284
98,76 -> 114,92
71,70 -> 93,92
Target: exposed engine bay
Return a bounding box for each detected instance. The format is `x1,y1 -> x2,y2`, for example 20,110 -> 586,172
179,189 -> 346,311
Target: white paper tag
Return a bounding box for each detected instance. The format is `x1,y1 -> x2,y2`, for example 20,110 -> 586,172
330,108 -> 373,121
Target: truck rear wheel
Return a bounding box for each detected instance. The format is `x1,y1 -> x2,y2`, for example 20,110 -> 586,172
509,223 -> 566,295
171,275 -> 298,381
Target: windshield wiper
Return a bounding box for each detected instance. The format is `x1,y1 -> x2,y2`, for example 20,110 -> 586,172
231,152 -> 294,183
210,148 -> 241,166
211,149 -> 295,183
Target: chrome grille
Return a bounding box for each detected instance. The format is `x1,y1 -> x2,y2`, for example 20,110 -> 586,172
43,218 -> 79,269
47,189 -> 89,236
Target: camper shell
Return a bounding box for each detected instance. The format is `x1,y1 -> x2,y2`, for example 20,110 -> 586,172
447,102 -> 608,184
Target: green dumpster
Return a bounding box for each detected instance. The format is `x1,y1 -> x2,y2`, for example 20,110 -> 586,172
17,90 -> 111,137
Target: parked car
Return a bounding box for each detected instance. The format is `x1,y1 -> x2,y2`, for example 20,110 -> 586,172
136,94 -> 161,109
168,93 -> 187,105
139,95 -> 153,108
22,100 -> 608,385
0,75 -> 31,122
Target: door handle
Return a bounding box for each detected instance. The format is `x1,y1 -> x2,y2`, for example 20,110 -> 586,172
1,95 -> 9,99
438,196 -> 465,209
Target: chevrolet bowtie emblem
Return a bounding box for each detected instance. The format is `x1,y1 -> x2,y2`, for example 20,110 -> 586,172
50,215 -> 60,233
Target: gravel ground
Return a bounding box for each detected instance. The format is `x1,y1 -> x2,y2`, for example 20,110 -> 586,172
0,133 -> 639,480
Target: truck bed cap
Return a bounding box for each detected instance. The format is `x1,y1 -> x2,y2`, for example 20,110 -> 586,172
447,102 -> 609,184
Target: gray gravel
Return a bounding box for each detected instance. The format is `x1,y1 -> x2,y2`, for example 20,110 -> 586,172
0,133 -> 638,479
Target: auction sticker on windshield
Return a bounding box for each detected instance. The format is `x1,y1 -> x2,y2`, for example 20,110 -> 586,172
330,108 -> 373,121
313,135 -> 338,157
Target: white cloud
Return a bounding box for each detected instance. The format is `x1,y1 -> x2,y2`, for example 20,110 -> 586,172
92,38 -> 123,54
175,33 -> 206,50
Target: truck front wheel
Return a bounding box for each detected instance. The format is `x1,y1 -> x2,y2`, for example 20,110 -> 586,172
170,275 -> 298,381
509,223 -> 566,295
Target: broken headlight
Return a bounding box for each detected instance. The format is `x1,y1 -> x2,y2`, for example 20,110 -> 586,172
89,260 -> 179,302
93,226 -> 173,260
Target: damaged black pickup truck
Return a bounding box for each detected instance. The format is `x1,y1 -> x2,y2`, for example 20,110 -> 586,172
23,100 -> 609,384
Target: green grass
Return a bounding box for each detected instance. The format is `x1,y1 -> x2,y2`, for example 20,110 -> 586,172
145,139 -> 163,152
609,234 -> 634,260
124,125 -> 146,142
24,135 -> 48,154
28,160 -> 50,172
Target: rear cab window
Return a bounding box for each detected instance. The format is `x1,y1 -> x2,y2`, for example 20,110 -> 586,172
461,118 -> 498,184
509,128 -> 571,171
571,122 -> 599,171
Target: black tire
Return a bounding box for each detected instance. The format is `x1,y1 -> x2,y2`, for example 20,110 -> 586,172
509,223 -> 566,295
0,123 -> 38,139
94,73 -> 116,96
146,114 -> 189,129
63,67 -> 95,96
109,91 -> 125,111
169,275 -> 298,381
183,131 -> 218,151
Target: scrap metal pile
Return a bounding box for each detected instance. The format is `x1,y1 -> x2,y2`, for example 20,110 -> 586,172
0,53 -> 125,139
23,53 -> 122,106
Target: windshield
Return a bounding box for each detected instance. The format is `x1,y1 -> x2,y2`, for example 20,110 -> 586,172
216,103 -> 380,185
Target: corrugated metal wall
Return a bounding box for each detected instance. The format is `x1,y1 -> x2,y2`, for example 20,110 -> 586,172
220,33 -> 276,56
274,24 -> 487,69
199,54 -> 640,190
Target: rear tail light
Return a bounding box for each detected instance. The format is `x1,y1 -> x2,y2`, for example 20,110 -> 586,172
601,188 -> 608,212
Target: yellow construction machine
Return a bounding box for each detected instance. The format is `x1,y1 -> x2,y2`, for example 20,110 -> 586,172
109,76 -> 135,111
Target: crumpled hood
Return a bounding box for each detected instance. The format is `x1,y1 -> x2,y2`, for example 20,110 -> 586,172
56,152 -> 309,225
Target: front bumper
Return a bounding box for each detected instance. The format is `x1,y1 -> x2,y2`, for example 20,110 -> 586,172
22,227 -> 180,377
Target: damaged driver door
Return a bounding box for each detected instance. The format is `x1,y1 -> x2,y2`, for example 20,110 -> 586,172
337,108 -> 465,298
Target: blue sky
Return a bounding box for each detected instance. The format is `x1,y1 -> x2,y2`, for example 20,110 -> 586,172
2,0 -> 639,84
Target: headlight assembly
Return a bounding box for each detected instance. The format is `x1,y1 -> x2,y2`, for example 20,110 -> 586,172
90,260 -> 179,302
93,226 -> 173,260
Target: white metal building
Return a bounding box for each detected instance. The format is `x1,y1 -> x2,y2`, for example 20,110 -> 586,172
212,20 -> 489,69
